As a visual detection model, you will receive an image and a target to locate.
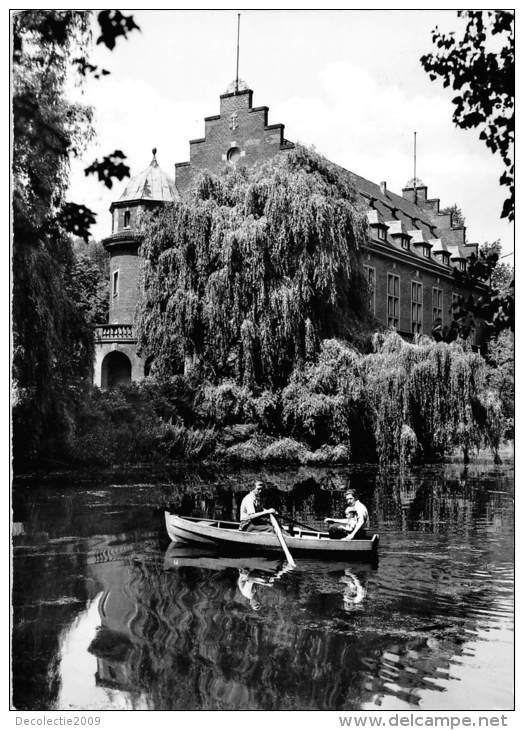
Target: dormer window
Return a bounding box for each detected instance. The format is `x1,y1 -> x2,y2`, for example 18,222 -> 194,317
422,246 -> 431,258
124,210 -> 131,228
377,227 -> 386,241
456,260 -> 466,272
401,237 -> 410,250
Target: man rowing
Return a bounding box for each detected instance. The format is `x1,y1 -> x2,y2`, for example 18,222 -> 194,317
239,480 -> 277,532
324,488 -> 369,540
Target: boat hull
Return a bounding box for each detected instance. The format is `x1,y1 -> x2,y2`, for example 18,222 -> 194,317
165,513 -> 379,560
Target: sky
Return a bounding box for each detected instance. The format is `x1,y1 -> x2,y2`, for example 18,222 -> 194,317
67,9 -> 514,257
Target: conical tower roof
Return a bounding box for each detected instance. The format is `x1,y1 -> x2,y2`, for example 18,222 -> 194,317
118,149 -> 178,204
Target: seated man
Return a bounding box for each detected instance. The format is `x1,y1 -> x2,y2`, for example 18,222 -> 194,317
324,488 -> 369,540
239,480 -> 276,532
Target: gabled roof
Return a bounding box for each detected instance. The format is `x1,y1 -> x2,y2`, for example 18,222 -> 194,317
118,150 -> 179,204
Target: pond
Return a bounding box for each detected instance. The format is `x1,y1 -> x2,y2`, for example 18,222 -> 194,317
11,460 -> 514,711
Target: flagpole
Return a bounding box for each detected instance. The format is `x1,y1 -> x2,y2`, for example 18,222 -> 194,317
235,14 -> 241,93
414,131 -> 417,205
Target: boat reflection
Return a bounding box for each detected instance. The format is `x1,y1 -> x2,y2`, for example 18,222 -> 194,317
164,543 -> 369,612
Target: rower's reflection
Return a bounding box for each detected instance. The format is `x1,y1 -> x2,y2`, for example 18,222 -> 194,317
237,564 -> 294,611
341,569 -> 366,610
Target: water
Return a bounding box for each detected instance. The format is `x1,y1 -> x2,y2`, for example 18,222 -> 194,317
11,461 -> 514,711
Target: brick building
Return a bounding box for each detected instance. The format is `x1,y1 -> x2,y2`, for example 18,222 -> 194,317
94,82 -> 481,388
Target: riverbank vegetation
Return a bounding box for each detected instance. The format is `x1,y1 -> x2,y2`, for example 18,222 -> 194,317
60,332 -> 511,469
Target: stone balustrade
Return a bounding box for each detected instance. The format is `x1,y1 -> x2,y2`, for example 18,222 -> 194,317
95,324 -> 136,342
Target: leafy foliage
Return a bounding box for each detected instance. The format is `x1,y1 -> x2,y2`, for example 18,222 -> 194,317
137,145 -> 370,387
448,241 -> 514,341
84,150 -> 130,190
282,339 -> 369,453
486,330 -> 514,444
363,333 -> 491,464
96,10 -> 140,50
64,334 -> 505,466
421,11 -> 514,220
12,10 -> 139,467
440,204 -> 465,228
69,241 -> 110,326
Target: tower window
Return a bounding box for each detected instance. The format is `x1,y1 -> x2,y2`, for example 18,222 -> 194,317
112,270 -> 119,298
124,210 -> 131,228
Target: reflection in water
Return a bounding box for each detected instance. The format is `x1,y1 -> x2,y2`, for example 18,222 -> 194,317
341,570 -> 366,609
11,462 -> 513,710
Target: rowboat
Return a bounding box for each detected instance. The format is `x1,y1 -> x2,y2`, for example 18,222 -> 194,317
164,513 -> 379,560
163,543 -> 377,574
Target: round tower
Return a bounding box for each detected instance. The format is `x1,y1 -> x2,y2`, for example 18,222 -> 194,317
94,150 -> 178,388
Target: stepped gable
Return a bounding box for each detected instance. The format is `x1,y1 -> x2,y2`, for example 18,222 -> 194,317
175,84 -> 294,196
118,149 -> 179,204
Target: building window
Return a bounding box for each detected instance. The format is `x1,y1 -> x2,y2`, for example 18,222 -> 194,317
124,210 -> 131,228
377,227 -> 386,241
432,286 -> 443,322
401,237 -> 410,250
112,270 -> 119,298
458,260 -> 466,271
411,281 -> 423,334
387,273 -> 400,330
364,265 -> 376,314
227,146 -> 241,164
422,246 -> 430,258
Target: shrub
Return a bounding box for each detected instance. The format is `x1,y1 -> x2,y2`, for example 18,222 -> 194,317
282,339 -> 369,450
225,437 -> 266,463
262,437 -> 313,464
252,389 -> 282,434
196,380 -> 255,426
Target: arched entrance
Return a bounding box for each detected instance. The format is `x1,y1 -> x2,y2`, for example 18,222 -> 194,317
101,351 -> 132,389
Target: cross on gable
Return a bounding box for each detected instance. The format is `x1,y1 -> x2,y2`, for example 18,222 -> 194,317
229,112 -> 238,131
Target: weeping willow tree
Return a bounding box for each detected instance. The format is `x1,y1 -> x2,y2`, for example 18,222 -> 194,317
136,146 -> 370,388
364,332 -> 493,464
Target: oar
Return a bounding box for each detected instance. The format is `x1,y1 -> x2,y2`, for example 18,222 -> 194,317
280,514 -> 319,532
269,513 -> 296,568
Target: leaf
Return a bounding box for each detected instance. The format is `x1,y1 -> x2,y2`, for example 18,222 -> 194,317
84,152 -> 130,189
96,10 -> 140,50
57,203 -> 97,241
